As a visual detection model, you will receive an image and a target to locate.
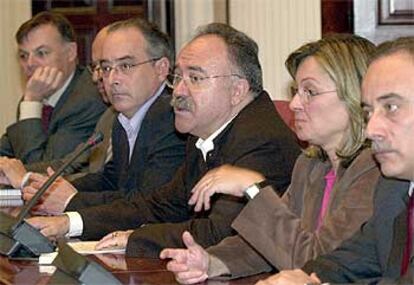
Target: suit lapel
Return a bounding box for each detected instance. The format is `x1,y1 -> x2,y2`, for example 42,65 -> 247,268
302,161 -> 330,230
387,207 -> 408,278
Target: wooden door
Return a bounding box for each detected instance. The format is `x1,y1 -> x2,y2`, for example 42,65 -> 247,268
32,0 -> 174,65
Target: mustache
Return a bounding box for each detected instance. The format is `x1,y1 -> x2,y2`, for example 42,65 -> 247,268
371,140 -> 393,154
170,96 -> 194,111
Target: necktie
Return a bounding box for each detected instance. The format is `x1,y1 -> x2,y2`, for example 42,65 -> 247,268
401,192 -> 414,276
41,104 -> 54,133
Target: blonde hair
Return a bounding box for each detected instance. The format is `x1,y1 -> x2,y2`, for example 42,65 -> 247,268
285,34 -> 375,165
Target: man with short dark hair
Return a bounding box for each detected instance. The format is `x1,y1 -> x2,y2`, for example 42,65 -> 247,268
0,12 -> 106,165
28,23 -> 300,259
255,37 -> 414,285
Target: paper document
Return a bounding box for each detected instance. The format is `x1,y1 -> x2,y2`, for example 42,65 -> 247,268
68,241 -> 126,255
0,188 -> 21,200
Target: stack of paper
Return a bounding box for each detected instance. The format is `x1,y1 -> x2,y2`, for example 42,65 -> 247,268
0,188 -> 23,207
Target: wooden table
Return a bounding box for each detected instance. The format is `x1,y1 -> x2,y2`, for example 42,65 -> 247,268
0,206 -> 271,284
0,253 -> 271,284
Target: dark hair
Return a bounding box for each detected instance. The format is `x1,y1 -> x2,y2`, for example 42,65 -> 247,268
370,36 -> 414,63
107,17 -> 174,67
192,23 -> 263,95
15,11 -> 76,44
285,34 -> 376,164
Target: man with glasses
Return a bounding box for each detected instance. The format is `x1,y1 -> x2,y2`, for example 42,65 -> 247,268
27,23 -> 299,258
22,17 -> 186,212
0,12 -> 106,174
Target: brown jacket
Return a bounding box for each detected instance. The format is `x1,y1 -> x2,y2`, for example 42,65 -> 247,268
207,148 -> 381,279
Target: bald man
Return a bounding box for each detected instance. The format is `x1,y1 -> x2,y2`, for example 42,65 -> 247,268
90,26 -> 110,103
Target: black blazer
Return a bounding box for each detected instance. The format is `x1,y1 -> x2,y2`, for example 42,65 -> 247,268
67,87 -> 187,202
75,91 -> 301,258
0,67 -> 107,164
303,177 -> 410,284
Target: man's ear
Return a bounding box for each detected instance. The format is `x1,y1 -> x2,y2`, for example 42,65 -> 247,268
65,42 -> 78,63
231,78 -> 250,106
154,57 -> 170,80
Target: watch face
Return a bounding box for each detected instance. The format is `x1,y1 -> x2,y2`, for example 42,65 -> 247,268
244,184 -> 260,200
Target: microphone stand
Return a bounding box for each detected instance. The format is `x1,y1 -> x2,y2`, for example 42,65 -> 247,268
0,132 -> 103,258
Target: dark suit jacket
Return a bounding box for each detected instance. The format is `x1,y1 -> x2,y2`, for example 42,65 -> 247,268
302,177 -> 410,284
0,67 -> 107,164
66,88 -> 187,202
74,91 -> 301,258
25,107 -> 116,178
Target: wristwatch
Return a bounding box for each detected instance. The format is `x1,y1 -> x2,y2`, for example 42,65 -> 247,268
243,180 -> 270,200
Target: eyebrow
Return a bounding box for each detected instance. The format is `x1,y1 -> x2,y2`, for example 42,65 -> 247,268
101,55 -> 136,64
361,93 -> 405,108
173,65 -> 207,74
34,45 -> 49,51
18,45 -> 49,53
376,93 -> 404,102
298,77 -> 324,87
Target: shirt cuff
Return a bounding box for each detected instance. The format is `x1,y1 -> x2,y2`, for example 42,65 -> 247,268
65,211 -> 83,237
19,101 -> 42,120
20,171 -> 33,189
63,192 -> 78,210
207,254 -> 231,278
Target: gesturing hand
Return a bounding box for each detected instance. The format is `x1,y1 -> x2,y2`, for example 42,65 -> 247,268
160,231 -> 209,284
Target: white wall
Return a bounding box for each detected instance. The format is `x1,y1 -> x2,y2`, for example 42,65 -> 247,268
0,0 -> 31,134
174,0 -> 215,51
174,0 -> 322,100
354,0 -> 414,44
229,0 -> 321,100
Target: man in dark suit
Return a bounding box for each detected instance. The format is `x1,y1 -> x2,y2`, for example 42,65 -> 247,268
0,12 -> 106,165
25,26 -> 116,179
21,18 -> 186,215
0,25 -> 114,187
254,37 -> 414,285
27,23 -> 300,258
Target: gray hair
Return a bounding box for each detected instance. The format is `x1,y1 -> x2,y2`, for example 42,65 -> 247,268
107,17 -> 174,67
192,23 -> 263,95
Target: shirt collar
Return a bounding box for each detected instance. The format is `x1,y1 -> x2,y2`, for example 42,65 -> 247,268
409,181 -> 414,197
44,71 -> 75,107
117,83 -> 165,138
195,115 -> 237,161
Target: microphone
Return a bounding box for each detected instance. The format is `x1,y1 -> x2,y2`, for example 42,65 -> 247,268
48,239 -> 122,284
0,132 -> 104,258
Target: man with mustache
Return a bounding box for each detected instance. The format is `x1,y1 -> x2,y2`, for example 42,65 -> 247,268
27,23 -> 300,258
0,12 -> 106,167
254,37 -> 414,285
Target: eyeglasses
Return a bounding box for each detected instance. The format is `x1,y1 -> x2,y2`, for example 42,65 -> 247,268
290,86 -> 336,104
101,57 -> 161,78
166,73 -> 244,90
